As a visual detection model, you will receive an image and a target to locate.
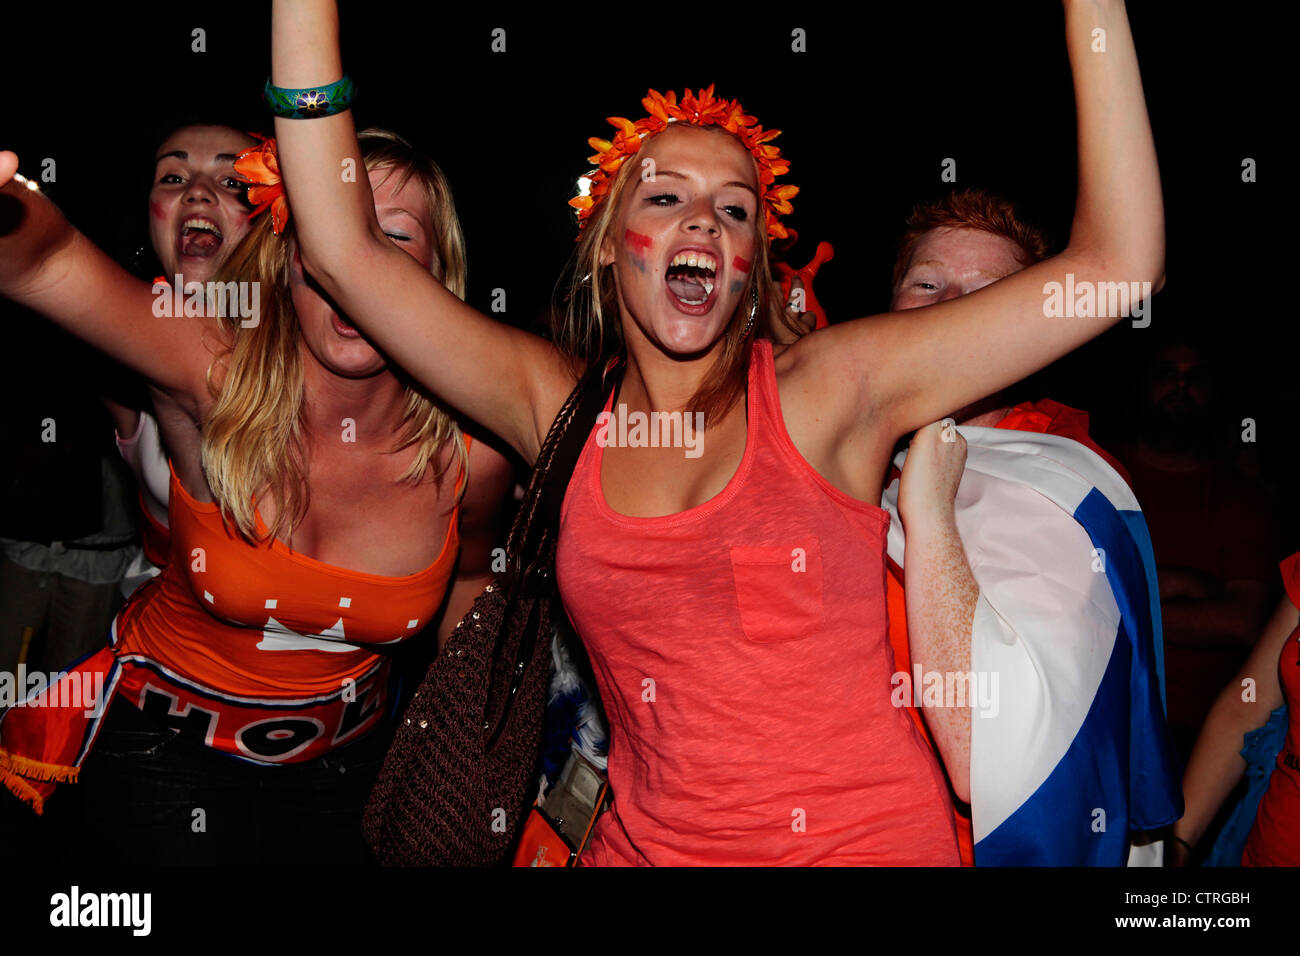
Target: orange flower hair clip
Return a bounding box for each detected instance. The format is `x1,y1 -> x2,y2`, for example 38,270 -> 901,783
569,85 -> 799,242
234,134 -> 290,235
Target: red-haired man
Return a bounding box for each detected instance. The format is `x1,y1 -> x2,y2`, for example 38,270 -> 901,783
885,189 -> 1132,864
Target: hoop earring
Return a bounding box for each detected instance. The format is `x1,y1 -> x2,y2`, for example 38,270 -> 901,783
742,285 -> 758,338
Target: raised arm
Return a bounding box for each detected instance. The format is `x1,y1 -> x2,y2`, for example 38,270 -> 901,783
803,0 -> 1162,447
0,155 -> 217,407
270,1 -> 573,464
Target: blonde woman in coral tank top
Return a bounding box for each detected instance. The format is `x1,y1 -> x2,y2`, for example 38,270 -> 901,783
265,0 -> 1163,863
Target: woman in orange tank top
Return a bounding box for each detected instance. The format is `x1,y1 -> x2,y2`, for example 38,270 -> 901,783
0,130 -> 512,864
261,0 -> 1164,864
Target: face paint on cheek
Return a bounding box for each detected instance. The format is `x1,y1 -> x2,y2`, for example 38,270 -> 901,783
149,200 -> 167,221
624,230 -> 652,273
729,254 -> 752,294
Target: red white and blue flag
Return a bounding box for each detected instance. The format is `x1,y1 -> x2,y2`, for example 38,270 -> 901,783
883,427 -> 1182,865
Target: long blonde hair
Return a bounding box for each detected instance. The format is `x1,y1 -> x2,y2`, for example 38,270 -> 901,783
201,129 -> 469,543
555,125 -> 799,424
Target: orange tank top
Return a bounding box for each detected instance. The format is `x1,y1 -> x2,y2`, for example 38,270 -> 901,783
136,488 -> 171,568
108,439 -> 467,761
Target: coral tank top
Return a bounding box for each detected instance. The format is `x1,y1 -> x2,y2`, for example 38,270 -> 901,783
557,339 -> 959,865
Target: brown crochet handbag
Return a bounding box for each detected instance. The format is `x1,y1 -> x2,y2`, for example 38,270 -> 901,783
362,358 -> 621,866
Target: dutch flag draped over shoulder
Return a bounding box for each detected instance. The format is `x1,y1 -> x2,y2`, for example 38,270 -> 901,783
881,426 -> 1183,866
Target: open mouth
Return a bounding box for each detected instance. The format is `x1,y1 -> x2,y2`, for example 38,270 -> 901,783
178,216 -> 224,258
331,311 -> 361,337
665,250 -> 718,308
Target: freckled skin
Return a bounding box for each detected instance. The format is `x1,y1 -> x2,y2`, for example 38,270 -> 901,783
892,228 -> 1030,805
892,227 -> 1032,806
894,226 -> 1027,424
899,422 -> 976,803
891,227 -> 1025,312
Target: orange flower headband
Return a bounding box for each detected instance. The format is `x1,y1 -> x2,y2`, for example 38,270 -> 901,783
569,85 -> 798,242
233,135 -> 289,235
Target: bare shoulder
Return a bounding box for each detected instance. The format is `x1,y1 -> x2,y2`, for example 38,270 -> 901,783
773,318 -> 894,435
519,341 -> 582,464
770,321 -> 899,502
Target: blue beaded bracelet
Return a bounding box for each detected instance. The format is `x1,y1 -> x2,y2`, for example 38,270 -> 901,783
263,75 -> 356,119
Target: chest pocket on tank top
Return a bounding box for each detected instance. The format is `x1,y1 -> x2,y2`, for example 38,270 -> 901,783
728,537 -> 824,643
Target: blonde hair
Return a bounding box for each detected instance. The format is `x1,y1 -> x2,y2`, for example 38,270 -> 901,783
201,129 -> 470,543
556,125 -> 797,424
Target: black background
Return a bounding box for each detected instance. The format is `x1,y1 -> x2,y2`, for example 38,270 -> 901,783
0,0 -> 1293,929
0,3 -> 1291,534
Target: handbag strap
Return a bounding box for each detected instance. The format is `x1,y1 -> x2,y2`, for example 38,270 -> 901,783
482,356 -> 623,751
505,355 -> 624,597
541,356 -> 624,525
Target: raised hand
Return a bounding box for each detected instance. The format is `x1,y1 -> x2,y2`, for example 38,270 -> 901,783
898,419 -> 968,527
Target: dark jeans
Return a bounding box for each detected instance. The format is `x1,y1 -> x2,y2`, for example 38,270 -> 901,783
2,698 -> 395,866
